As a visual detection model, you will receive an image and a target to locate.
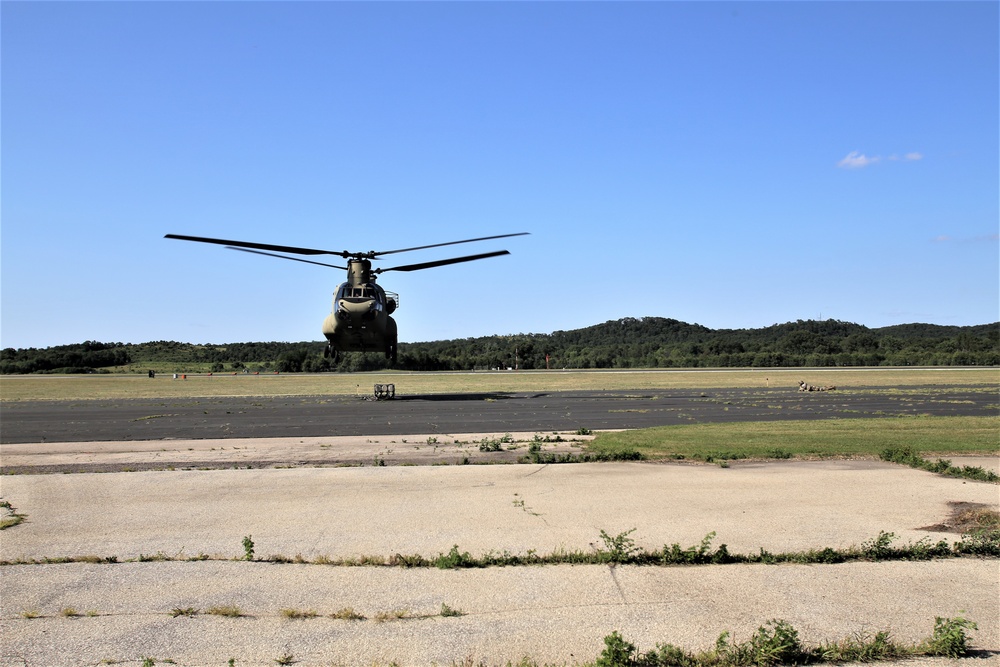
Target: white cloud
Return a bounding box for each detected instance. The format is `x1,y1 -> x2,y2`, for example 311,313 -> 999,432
837,151 -> 878,168
838,150 -> 923,168
931,233 -> 998,243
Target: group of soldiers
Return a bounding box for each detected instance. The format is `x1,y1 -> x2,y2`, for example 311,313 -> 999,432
798,380 -> 837,392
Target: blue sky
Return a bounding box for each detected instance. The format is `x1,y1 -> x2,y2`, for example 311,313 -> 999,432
2,1 -> 997,349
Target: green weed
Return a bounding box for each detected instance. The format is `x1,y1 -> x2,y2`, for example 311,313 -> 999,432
440,602 -> 465,617
599,528 -> 640,563
434,545 -> 476,569
816,630 -> 905,662
596,631 -> 638,667
861,531 -> 897,560
596,616 -> 979,667
924,615 -> 978,658
880,447 -> 999,482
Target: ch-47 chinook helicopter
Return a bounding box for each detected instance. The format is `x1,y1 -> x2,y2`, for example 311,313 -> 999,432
164,232 -> 528,364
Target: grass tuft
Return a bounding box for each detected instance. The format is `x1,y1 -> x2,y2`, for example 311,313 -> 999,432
0,500 -> 27,530
374,608 -> 412,623
330,607 -> 365,620
440,602 -> 465,617
170,607 -> 198,617
206,605 -> 244,618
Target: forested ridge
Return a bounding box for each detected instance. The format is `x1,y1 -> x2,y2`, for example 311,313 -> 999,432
3,318 -> 997,374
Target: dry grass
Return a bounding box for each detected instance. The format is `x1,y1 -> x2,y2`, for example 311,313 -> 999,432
374,607 -> 413,622
330,607 -> 365,620
953,506 -> 1000,533
2,367 -> 996,401
205,605 -> 244,618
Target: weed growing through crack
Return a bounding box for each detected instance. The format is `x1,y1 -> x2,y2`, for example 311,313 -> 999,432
330,607 -> 365,620
0,500 -> 26,530
924,615 -> 978,658
861,531 -> 897,560
595,616 -> 980,667
881,447 -> 998,482
440,603 -> 465,617
815,629 -> 905,662
206,605 -> 244,618
434,545 -> 475,569
170,607 -> 199,617
599,528 -> 640,563
4,528 -> 996,571
280,608 -> 318,620
242,535 -> 255,561
374,608 -> 412,622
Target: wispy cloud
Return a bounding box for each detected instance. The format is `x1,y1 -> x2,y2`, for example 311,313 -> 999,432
932,233 -> 998,243
837,151 -> 923,169
837,151 -> 878,168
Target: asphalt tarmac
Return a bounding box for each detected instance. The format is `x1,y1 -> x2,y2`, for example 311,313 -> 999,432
1,386 -> 995,444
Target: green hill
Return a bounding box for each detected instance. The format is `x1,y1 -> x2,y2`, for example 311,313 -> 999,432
2,318 -> 997,374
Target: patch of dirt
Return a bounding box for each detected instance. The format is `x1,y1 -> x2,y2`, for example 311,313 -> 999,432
919,501 -> 1000,533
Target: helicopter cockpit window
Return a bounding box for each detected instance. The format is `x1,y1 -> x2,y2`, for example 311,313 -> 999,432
337,285 -> 380,300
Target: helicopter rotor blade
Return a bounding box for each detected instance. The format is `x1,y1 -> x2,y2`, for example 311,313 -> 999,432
166,234 -> 348,257
371,232 -> 529,257
377,250 -> 511,273
226,246 -> 348,270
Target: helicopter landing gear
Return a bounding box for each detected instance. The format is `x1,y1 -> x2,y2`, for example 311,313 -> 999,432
324,343 -> 339,363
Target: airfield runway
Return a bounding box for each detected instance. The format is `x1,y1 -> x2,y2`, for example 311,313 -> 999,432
1,385 -> 998,666
1,385 -> 996,445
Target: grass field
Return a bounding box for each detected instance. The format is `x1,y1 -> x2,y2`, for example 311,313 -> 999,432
587,415 -> 999,460
1,367 -> 997,401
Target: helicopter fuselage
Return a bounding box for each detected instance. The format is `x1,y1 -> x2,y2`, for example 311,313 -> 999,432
321,259 -> 398,362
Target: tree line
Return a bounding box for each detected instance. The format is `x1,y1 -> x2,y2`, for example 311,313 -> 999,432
2,318 -> 997,374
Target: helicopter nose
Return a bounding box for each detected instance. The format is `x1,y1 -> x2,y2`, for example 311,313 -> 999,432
338,299 -> 376,321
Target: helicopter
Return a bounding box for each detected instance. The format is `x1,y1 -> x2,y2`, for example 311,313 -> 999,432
164,232 -> 528,364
